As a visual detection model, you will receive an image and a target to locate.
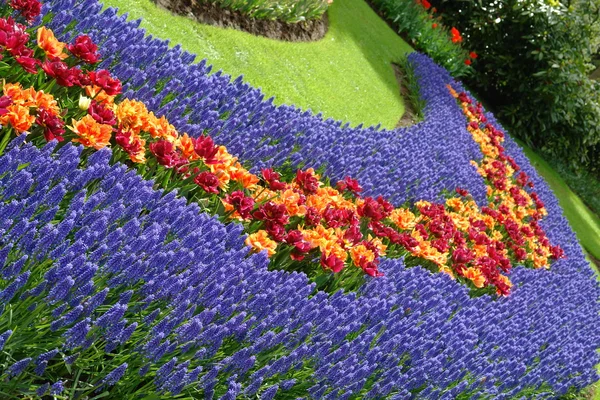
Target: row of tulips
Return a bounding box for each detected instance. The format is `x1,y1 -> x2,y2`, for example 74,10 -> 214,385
0,0 -> 563,295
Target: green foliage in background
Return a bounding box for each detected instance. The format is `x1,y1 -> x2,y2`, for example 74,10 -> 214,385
547,156 -> 600,217
369,0 -> 473,77
430,0 -> 600,172
200,0 -> 329,22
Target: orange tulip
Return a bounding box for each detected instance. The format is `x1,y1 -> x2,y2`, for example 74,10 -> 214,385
350,244 -> 376,266
3,104 -> 35,133
3,83 -> 35,107
37,27 -> 68,60
230,164 -> 260,189
34,91 -> 60,115
245,230 -> 278,257
84,85 -> 116,106
144,113 -> 178,142
178,133 -> 198,161
70,115 -> 113,150
389,208 -> 416,230
275,189 -> 307,217
464,267 -> 486,288
116,99 -> 149,135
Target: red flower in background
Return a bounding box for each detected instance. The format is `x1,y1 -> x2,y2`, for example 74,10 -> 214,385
89,70 -> 122,96
88,100 -> 116,125
264,221 -> 287,242
455,187 -> 469,197
336,176 -> 362,194
295,169 -> 319,194
0,96 -> 11,116
304,207 -> 321,227
15,56 -> 38,73
286,230 -> 312,261
35,107 -> 65,141
470,51 -> 478,59
344,223 -> 363,244
358,196 -> 393,221
10,0 -> 41,23
41,60 -> 82,87
253,201 -> 289,226
320,253 -> 345,273
551,245 -> 565,260
193,135 -> 219,164
361,261 -> 383,277
322,206 -> 352,228
450,27 -> 462,43
261,168 -> 287,190
115,129 -> 145,160
464,59 -> 472,66
223,191 -> 255,219
415,0 -> 431,9
0,17 -> 32,57
149,140 -> 185,168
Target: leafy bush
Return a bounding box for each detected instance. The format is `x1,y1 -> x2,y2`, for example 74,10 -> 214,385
430,0 -> 600,171
200,0 -> 330,22
369,0 -> 474,77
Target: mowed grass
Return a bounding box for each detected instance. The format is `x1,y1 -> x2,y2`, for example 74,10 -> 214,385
100,0 -> 413,129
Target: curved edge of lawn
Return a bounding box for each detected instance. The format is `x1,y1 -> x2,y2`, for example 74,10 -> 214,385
99,0 -> 413,129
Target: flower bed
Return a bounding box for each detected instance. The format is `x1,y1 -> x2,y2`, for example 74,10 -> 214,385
0,0 -> 599,398
154,0 -> 329,42
181,0 -> 330,24
0,9 -> 565,294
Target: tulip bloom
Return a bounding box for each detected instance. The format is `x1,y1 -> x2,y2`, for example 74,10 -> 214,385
37,27 -> 67,59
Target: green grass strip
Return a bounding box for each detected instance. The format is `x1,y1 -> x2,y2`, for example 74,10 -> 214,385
100,0 -> 413,129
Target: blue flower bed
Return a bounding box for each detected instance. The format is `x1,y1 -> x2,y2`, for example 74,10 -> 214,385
0,0 -> 598,397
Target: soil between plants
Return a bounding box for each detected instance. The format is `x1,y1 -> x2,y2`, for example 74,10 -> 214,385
153,0 -> 328,42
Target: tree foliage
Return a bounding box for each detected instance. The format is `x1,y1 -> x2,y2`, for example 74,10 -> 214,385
431,0 -> 600,171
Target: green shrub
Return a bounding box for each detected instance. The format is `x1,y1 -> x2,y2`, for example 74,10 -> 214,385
202,0 -> 330,22
430,0 -> 600,171
369,0 -> 473,77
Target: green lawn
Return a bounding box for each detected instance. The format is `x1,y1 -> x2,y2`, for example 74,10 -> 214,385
101,0 -> 412,129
